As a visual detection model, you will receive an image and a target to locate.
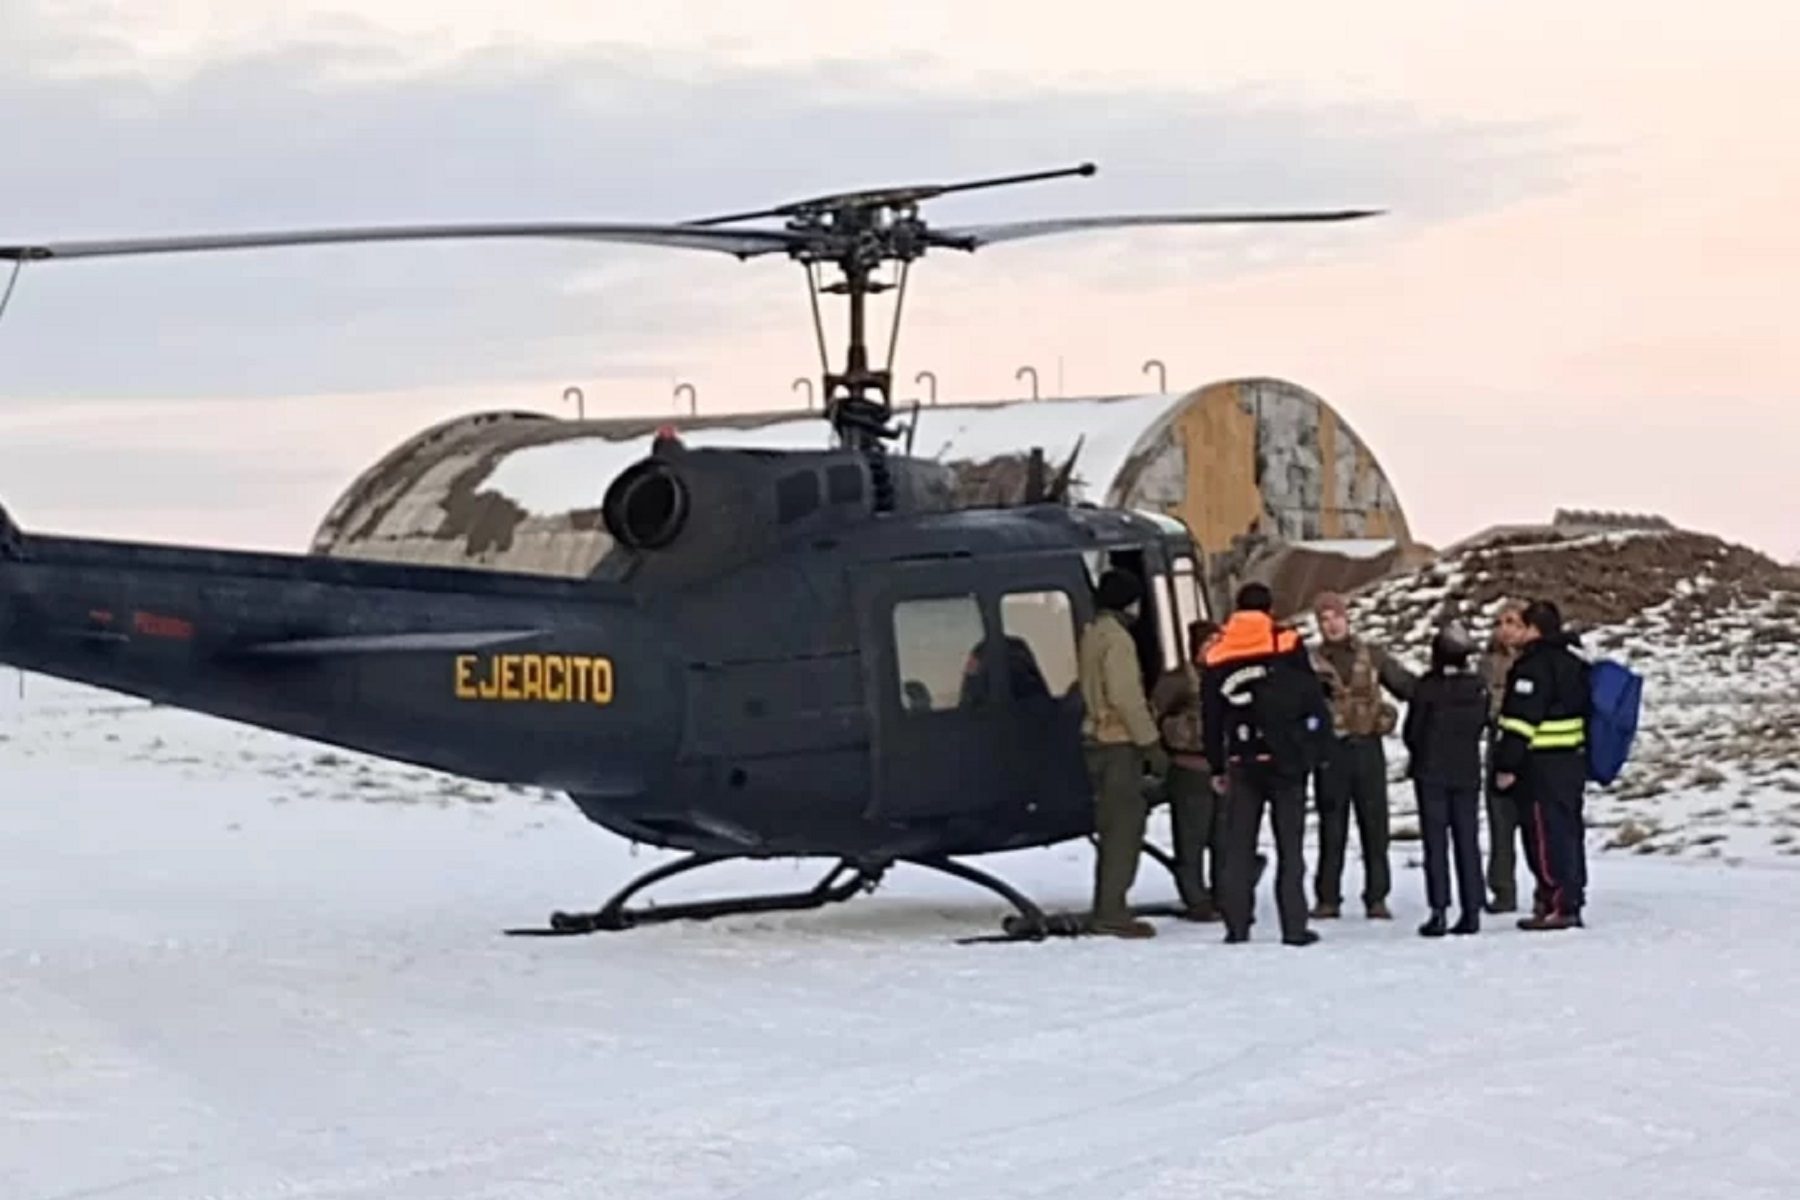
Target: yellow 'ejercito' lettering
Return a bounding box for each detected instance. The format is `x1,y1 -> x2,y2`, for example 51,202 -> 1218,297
452,653 -> 614,705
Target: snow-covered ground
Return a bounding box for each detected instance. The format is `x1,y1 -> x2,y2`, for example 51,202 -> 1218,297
5,674 -> 1800,1199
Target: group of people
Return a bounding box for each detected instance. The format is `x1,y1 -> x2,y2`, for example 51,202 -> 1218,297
1075,569 -> 1594,945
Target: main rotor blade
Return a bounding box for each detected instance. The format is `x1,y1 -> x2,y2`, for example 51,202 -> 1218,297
0,222 -> 807,263
929,209 -> 1383,249
685,162 -> 1098,227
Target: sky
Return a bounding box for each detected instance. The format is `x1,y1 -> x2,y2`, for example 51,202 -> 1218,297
0,0 -> 1795,559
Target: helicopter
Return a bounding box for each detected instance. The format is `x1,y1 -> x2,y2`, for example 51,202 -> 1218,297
0,163 -> 1378,941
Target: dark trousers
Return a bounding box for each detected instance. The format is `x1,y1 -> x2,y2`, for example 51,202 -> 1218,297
1483,757 -> 1521,907
1521,756 -> 1588,918
1220,763 -> 1309,941
1416,781 -> 1484,916
1086,744 -> 1149,925
1167,763 -> 1220,912
1515,787 -> 1546,906
1313,737 -> 1391,906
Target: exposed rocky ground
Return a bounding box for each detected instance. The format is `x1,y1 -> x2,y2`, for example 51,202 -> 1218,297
1328,528 -> 1800,866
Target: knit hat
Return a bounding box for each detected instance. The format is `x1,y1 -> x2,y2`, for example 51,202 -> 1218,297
1313,590 -> 1349,618
1095,569 -> 1142,613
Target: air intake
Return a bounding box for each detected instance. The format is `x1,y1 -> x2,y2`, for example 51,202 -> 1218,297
602,460 -> 689,549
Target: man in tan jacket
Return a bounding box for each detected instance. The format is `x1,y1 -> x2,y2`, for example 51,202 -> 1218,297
1078,569 -> 1169,937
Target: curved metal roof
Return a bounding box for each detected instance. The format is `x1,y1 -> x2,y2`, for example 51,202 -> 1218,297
310,377 -> 1410,579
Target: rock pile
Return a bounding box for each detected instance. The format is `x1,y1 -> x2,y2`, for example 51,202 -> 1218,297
1348,529 -> 1798,644
1335,527 -> 1800,865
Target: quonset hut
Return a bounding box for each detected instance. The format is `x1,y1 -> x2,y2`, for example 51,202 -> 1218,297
310,376 -> 1415,613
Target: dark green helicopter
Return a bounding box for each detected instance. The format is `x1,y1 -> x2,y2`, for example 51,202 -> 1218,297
0,165 -> 1377,940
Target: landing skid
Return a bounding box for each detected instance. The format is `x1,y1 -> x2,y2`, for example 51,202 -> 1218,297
505,852 -> 1065,942
506,841 -> 1267,944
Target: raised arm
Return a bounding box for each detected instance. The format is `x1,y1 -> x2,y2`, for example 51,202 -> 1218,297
1372,644 -> 1419,702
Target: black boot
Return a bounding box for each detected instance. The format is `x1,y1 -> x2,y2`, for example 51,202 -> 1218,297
1418,909 -> 1447,938
1450,911 -> 1480,935
1282,930 -> 1321,947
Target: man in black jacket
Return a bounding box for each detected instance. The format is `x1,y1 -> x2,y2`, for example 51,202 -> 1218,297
1493,599 -> 1591,931
1202,582 -> 1330,947
1402,622 -> 1489,937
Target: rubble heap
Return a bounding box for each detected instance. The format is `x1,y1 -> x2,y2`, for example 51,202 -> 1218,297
1350,528 -> 1797,642
1337,528 -> 1800,866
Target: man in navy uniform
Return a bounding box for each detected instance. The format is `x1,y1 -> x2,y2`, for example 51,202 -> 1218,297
1493,599 -> 1591,931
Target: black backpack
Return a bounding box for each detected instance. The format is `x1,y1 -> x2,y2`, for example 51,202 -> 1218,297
1249,645 -> 1334,778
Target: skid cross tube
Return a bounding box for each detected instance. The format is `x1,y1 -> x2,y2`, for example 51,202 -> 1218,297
506,852 -> 1064,941
507,853 -> 881,937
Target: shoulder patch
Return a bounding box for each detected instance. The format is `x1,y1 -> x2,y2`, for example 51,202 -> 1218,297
1513,678 -> 1535,695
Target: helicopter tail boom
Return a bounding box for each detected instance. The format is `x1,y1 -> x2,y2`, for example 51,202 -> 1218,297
0,515 -> 677,791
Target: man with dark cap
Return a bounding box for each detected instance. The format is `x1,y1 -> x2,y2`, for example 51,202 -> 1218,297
1308,590 -> 1416,921
1077,568 -> 1170,938
1202,581 -> 1330,947
1494,599 -> 1592,931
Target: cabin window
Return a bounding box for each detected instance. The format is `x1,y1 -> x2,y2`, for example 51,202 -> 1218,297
893,594 -> 986,713
1100,547 -> 1165,692
1170,555 -> 1205,660
1152,572 -> 1182,670
999,590 -> 1078,698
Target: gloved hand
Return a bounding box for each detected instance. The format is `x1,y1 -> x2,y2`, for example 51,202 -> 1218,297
1142,744 -> 1172,781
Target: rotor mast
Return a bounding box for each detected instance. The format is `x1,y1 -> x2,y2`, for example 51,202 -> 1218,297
819,222 -> 912,458
694,163 -> 1101,460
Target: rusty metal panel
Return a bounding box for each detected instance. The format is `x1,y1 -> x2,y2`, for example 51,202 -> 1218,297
1176,380 -> 1262,551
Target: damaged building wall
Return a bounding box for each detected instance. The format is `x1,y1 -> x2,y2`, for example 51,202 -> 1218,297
311,378 -> 1414,608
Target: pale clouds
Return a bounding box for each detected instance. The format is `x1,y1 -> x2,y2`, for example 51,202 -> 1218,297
0,0 -> 1794,561
0,7 -> 1565,400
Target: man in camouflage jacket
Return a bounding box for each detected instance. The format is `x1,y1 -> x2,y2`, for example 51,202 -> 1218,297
1308,591 -> 1417,920
1150,620 -> 1223,920
1479,600 -> 1535,913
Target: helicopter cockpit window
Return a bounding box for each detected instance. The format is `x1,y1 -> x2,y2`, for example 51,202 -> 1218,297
999,590 -> 1078,697
894,595 -> 986,713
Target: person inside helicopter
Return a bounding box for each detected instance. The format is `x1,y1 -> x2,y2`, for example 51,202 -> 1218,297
958,635 -> 1053,706
902,679 -> 935,715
